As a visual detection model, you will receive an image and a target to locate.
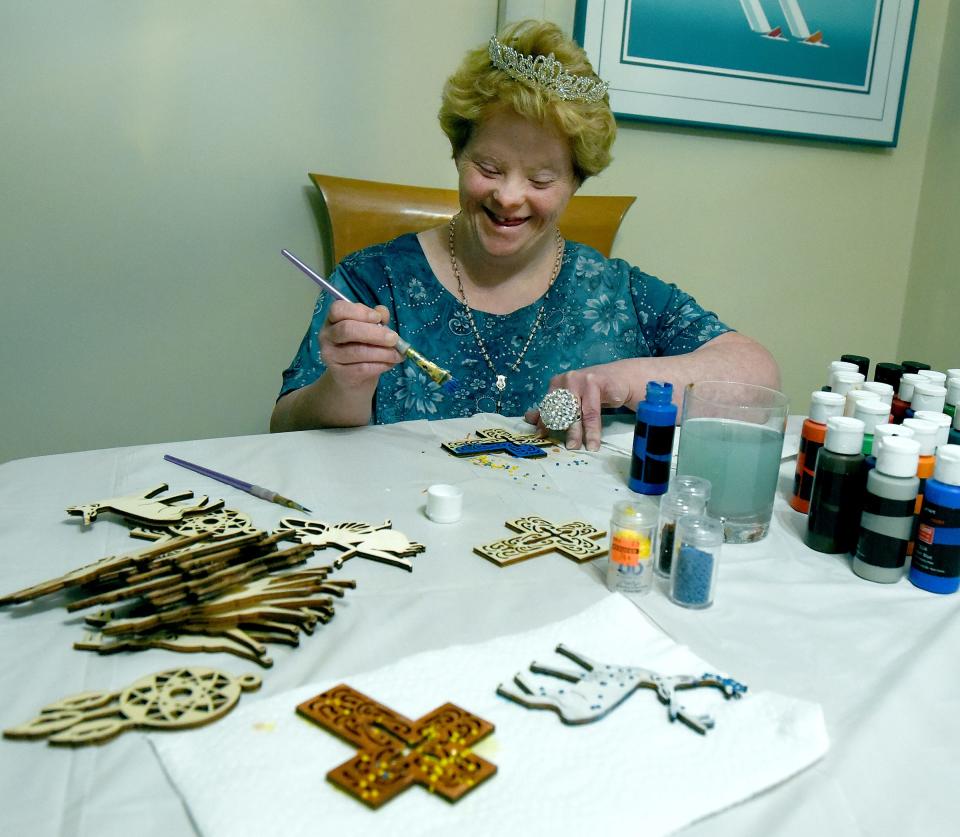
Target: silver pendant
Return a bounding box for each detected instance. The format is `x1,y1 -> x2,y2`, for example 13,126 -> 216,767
495,375 -> 507,392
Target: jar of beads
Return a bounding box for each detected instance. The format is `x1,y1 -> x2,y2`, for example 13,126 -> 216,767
653,491 -> 706,578
669,515 -> 723,609
606,498 -> 658,595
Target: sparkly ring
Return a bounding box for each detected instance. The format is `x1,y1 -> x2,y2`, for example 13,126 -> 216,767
539,388 -> 582,431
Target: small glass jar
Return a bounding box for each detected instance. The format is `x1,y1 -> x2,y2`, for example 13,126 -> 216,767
606,498 -> 658,595
669,474 -> 712,507
653,492 -> 707,578
669,514 -> 723,609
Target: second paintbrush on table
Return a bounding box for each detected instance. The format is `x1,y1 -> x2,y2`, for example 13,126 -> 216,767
281,248 -> 458,393
163,454 -> 311,513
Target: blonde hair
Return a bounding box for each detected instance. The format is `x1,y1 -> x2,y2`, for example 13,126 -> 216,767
438,20 -> 616,183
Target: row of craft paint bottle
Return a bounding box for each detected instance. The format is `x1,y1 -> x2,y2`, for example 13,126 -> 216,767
795,410 -> 960,594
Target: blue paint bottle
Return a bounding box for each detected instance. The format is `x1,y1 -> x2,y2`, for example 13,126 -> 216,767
629,381 -> 677,495
909,445 -> 960,594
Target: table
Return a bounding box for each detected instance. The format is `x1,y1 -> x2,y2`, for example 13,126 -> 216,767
1,414 -> 957,836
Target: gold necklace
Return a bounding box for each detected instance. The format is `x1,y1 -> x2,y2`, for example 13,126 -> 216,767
448,215 -> 564,412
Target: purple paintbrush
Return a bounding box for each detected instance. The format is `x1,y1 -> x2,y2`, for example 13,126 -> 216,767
163,454 -> 311,513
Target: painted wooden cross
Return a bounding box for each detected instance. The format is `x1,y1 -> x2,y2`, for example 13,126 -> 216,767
442,427 -> 554,459
474,516 -> 608,567
297,684 -> 496,809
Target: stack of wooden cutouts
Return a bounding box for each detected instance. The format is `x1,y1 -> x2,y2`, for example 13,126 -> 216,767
0,484 -> 439,668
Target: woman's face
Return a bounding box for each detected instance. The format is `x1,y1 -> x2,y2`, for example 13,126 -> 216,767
456,108 -> 578,262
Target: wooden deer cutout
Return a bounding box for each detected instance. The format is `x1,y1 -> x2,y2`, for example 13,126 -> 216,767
66,483 -> 223,527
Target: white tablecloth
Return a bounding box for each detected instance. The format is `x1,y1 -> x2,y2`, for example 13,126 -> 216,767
1,414 -> 957,836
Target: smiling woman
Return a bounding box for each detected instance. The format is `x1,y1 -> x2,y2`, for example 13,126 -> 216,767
270,19 -> 779,450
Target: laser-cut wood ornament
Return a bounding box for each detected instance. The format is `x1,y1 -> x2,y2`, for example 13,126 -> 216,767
131,507 -> 258,542
474,516 -> 608,567
297,684 -> 496,809
497,644 -> 748,735
66,483 -> 224,527
4,667 -> 261,746
442,427 -> 555,459
280,517 -> 425,572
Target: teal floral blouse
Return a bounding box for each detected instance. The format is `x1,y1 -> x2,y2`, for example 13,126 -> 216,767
279,234 -> 731,422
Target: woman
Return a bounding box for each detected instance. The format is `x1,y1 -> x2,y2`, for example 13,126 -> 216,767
271,20 -> 779,451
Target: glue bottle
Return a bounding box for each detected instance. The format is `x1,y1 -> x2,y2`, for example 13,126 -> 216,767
913,410 -> 951,450
841,354 -> 870,378
806,416 -> 867,554
606,498 -> 658,595
866,423 -> 915,471
789,391 -> 845,513
909,445 -> 960,594
628,381 -> 676,495
874,362 -> 904,392
902,417 -> 938,555
891,373 -> 925,423
854,399 -> 891,456
852,436 -> 920,583
907,382 -> 947,419
945,378 -> 960,420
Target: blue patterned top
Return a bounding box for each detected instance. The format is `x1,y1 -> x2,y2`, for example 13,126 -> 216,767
279,234 -> 731,423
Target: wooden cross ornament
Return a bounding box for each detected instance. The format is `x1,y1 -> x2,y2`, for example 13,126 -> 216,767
474,516 -> 608,566
297,684 -> 496,808
442,428 -> 554,459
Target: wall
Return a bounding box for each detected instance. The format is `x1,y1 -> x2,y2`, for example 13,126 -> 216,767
899,0 -> 960,369
0,0 -> 495,463
0,1 -> 951,463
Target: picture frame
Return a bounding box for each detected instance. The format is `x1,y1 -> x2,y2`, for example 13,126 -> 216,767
573,0 -> 919,146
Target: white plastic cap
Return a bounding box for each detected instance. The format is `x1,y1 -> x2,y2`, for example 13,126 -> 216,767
844,389 -> 882,418
910,382 -> 947,413
875,436 -> 920,478
808,390 -> 846,422
946,378 -> 960,407
426,484 -> 463,523
829,360 -> 859,378
831,371 -> 865,396
954,409 -> 960,433
946,369 -> 960,380
902,418 -> 938,456
862,380 -> 894,406
871,422 -> 914,456
854,400 -> 891,435
918,370 -> 947,385
824,416 -> 865,455
934,445 -> 960,486
913,410 -> 951,448
898,373 -> 925,402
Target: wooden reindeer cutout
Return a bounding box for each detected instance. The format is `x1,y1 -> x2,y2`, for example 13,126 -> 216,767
442,427 -> 554,459
497,644 -> 747,734
297,684 -> 496,809
474,516 -> 608,567
4,667 -> 260,746
280,517 -> 425,572
67,483 -> 223,527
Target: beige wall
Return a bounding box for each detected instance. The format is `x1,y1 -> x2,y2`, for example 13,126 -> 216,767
900,0 -> 960,369
0,1 -> 951,464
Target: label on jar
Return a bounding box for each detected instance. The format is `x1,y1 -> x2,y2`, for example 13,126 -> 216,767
611,529 -> 651,566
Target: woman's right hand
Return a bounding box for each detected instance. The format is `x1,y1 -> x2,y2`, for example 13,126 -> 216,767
318,300 -> 403,387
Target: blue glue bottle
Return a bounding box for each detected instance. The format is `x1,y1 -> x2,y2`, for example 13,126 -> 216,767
629,381 -> 677,495
909,445 -> 960,594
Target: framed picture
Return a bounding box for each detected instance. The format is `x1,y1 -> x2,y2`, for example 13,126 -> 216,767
573,0 -> 919,145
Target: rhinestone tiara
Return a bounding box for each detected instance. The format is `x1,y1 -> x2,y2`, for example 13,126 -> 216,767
487,36 -> 609,104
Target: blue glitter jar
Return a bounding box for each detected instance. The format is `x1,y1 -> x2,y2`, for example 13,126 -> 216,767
669,515 -> 723,609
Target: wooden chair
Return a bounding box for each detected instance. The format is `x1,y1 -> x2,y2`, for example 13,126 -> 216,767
309,173 -> 635,269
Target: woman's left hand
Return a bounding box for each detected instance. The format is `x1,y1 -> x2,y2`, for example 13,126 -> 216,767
524,365 -> 632,452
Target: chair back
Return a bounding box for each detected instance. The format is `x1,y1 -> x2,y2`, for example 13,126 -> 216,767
309,173 -> 635,268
